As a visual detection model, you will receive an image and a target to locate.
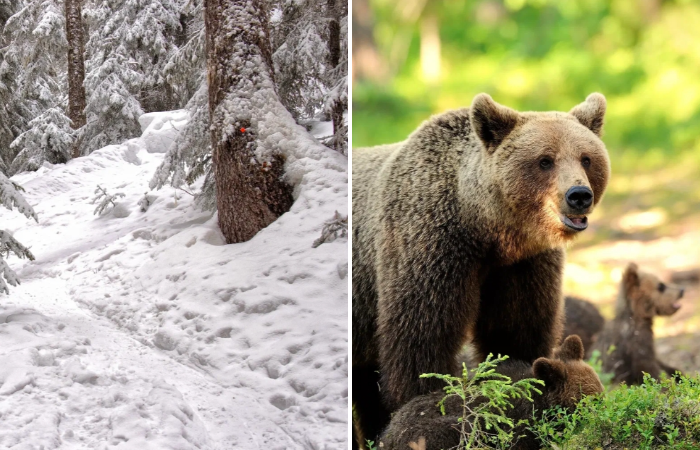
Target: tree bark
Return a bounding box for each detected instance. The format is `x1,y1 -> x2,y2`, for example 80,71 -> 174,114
204,0 -> 293,244
327,0 -> 344,146
66,0 -> 87,158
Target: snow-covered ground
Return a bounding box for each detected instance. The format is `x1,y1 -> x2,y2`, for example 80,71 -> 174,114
0,111 -> 348,449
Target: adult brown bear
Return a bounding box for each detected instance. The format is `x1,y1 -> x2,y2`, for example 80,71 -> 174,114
563,296 -> 606,358
352,94 -> 610,445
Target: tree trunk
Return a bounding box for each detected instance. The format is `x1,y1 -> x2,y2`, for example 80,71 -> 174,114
204,0 -> 293,244
66,0 -> 87,158
327,0 -> 345,148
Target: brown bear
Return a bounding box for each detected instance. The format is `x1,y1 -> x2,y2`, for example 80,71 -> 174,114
594,263 -> 684,385
563,296 -> 605,358
379,335 -> 604,450
352,93 -> 611,444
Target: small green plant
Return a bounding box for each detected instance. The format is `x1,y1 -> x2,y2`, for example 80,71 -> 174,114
421,354 -> 544,449
586,349 -> 615,388
365,439 -> 376,450
531,373 -> 700,449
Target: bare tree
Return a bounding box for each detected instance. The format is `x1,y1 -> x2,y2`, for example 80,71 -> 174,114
204,0 -> 293,243
65,0 -> 86,158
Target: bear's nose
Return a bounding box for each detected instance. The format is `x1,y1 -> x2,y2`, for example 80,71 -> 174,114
679,288 -> 685,299
565,186 -> 593,211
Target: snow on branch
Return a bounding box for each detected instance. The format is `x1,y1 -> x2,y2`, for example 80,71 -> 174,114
0,171 -> 36,294
138,192 -> 157,212
312,211 -> 347,248
9,107 -> 74,174
0,230 -> 34,260
0,230 -> 35,295
92,185 -> 125,216
0,259 -> 20,295
0,173 -> 38,221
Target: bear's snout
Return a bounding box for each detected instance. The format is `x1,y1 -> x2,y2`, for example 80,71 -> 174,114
565,186 -> 593,211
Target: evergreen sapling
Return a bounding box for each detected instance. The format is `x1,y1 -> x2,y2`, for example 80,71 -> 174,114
92,185 -> 125,216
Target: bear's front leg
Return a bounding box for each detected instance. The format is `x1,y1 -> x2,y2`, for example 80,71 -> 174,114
473,248 -> 565,363
375,252 -> 481,410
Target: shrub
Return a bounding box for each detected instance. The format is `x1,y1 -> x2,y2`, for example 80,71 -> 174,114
531,373 -> 700,449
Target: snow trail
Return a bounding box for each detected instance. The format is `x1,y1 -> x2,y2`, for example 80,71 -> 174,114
0,111 -> 347,449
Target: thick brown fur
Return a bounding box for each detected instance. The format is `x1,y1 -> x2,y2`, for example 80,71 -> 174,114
379,336 -> 604,450
352,94 -> 610,444
594,263 -> 684,385
563,296 -> 606,358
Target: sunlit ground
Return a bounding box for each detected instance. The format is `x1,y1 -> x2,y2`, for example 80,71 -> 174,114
564,155 -> 700,375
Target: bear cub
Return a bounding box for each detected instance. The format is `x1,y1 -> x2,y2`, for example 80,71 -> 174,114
562,296 -> 605,358
379,335 -> 604,450
594,262 -> 684,385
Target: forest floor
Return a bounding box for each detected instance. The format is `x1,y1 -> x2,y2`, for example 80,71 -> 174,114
564,156 -> 700,376
0,112 -> 348,449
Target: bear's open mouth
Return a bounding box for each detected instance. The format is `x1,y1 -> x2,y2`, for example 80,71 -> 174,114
562,215 -> 588,231
672,301 -> 682,311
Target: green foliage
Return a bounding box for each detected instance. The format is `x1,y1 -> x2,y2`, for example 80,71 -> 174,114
530,373 -> 700,449
421,354 -> 544,449
586,349 -> 615,389
354,0 -> 700,172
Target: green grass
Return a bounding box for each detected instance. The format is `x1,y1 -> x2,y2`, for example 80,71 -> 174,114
531,374 -> 700,449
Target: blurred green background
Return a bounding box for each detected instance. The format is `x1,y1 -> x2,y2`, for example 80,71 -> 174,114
353,0 -> 700,166
352,0 -> 700,241
352,0 -> 700,371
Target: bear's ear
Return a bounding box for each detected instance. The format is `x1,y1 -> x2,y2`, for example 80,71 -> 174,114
533,358 -> 567,387
558,335 -> 585,361
470,93 -> 519,152
623,262 -> 640,295
569,93 -> 606,137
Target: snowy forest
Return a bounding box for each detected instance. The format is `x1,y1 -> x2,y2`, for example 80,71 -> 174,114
0,0 -> 348,447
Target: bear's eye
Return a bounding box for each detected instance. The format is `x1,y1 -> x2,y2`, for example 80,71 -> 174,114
581,157 -> 591,169
539,157 -> 554,170
658,282 -> 666,293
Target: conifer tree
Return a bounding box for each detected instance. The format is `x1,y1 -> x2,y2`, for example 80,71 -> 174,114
1,0 -> 73,174
154,0 -> 348,216
10,107 -> 73,173
66,0 -> 86,158
270,0 -> 347,153
151,0 -> 214,210
150,83 -> 213,209
0,174 -> 36,294
204,0 -> 293,243
270,0 -> 329,121
81,0 -> 182,154
0,0 -> 24,173
324,0 -> 348,155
